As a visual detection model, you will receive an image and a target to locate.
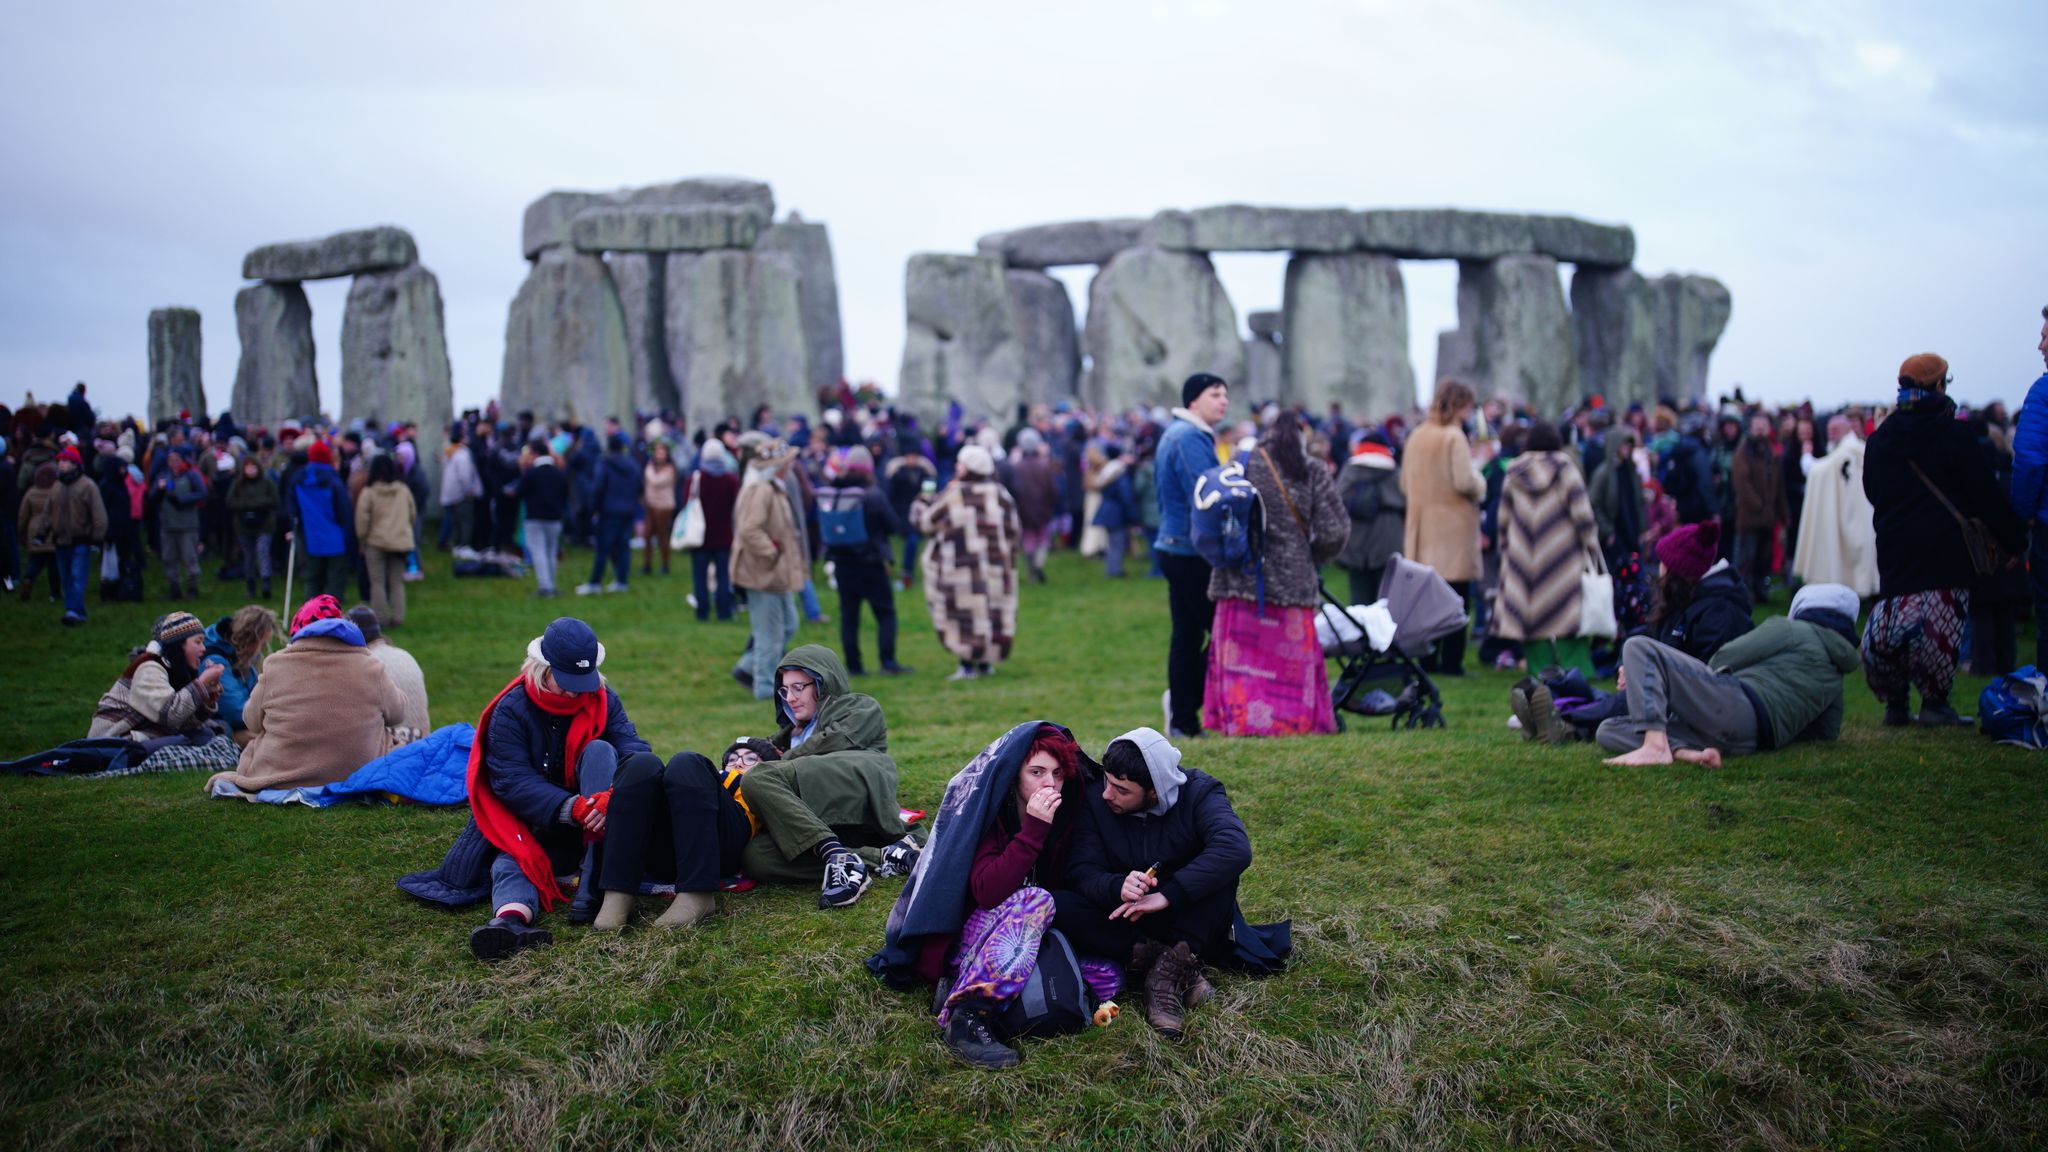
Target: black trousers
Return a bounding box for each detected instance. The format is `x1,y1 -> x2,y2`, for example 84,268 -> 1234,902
834,558 -> 897,672
601,752 -> 752,894
1160,551 -> 1215,734
1050,877 -> 1240,966
1424,579 -> 1472,675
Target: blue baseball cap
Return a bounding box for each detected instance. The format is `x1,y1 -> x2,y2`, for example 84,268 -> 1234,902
535,617 -> 605,693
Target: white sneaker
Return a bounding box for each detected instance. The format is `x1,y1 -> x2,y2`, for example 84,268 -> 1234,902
686,593 -> 699,610
604,581 -> 628,594
1161,688 -> 1173,734
575,583 -> 601,596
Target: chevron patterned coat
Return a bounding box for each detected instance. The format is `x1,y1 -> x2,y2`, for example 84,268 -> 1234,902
1493,451 -> 1602,642
912,477 -> 1022,665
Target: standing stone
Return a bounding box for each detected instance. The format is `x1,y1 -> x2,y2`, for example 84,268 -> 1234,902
523,179 -> 775,258
1570,267 -> 1659,409
1652,274 -> 1733,404
757,218 -> 846,392
147,307 -> 204,424
242,227 -> 417,282
1082,247 -> 1243,413
500,248 -> 632,424
664,251 -> 810,436
232,283 -> 318,428
1280,253 -> 1415,417
341,265 -> 454,450
1005,270 -> 1079,407
1441,255 -> 1577,413
608,253 -> 677,415
1244,337 -> 1282,405
897,254 -> 1023,423
976,219 -> 1150,268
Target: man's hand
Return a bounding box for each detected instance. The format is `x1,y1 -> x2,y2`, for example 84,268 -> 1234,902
571,790 -> 611,835
1109,891 -> 1169,921
1024,785 -> 1062,824
1119,869 -> 1155,904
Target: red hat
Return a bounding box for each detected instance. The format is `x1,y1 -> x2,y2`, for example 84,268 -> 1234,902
56,445 -> 82,465
306,440 -> 334,466
1654,520 -> 1720,583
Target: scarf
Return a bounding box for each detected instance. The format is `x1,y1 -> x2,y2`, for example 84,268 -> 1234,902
1895,385 -> 1951,414
465,674 -> 609,911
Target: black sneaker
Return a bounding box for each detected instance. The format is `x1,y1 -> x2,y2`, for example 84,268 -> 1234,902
469,915 -> 553,962
1882,699 -> 1912,727
1915,702 -> 1973,728
944,1003 -> 1020,1069
817,850 -> 873,909
877,833 -> 922,878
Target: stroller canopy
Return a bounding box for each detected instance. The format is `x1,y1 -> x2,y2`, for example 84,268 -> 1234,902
1379,554 -> 1468,657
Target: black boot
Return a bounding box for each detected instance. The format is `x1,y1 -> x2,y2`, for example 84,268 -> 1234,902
469,914 -> 553,961
943,998 -> 1020,1069
566,843 -> 603,926
261,580 -> 272,599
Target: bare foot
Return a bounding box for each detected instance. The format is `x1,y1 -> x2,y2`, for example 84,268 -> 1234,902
1673,747 -> 1722,769
1603,745 -> 1674,767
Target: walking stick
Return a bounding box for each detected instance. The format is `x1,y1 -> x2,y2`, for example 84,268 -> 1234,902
281,530 -> 296,618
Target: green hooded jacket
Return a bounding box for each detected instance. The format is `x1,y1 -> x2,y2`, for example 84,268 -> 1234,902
765,644 -> 906,841
1711,615 -> 1861,748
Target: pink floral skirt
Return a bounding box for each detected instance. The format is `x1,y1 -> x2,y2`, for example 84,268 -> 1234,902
1203,599 -> 1337,737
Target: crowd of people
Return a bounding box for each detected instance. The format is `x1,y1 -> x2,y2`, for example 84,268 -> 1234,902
8,305 -> 2045,1070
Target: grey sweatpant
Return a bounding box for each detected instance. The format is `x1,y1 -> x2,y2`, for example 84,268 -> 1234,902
1595,635 -> 1761,756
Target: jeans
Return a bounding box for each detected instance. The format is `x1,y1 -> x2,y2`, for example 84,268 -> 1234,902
237,531 -> 273,586
366,547 -> 407,626
1104,526 -> 1130,578
487,740 -> 617,920
441,499 -> 472,552
1159,551 -> 1215,735
162,528 -> 199,589
601,752 -> 752,894
834,558 -> 898,672
900,532 -> 920,583
744,588 -> 797,699
691,547 -> 735,619
1732,526 -> 1774,599
801,577 -> 824,621
590,513 -> 632,586
57,543 -> 91,620
525,519 -> 562,593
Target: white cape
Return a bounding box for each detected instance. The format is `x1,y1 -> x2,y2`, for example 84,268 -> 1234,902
1792,433 -> 1879,598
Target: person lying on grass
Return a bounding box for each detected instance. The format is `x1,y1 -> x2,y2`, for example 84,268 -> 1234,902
735,644 -> 922,910
583,737 -> 770,934
1052,727 -> 1252,1041
1599,582 -> 1862,769
459,617 -> 650,961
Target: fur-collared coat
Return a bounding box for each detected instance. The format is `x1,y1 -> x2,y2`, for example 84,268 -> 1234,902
1493,451 -> 1602,641
912,477 -> 1021,665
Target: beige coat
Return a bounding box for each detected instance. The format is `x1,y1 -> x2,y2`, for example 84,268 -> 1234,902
368,640 -> 432,732
732,472 -> 806,593
209,635 -> 407,792
1400,421 -> 1485,582
354,480 -> 417,553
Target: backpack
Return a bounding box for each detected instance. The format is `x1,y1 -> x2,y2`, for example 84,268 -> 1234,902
1190,460 -> 1263,572
994,928 -> 1096,1039
815,486 -> 869,549
1980,666 -> 2048,749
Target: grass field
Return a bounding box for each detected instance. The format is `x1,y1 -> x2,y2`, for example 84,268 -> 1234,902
1,550 -> 2043,1150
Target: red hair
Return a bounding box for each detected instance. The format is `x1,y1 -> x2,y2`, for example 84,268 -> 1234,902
1027,724 -> 1080,783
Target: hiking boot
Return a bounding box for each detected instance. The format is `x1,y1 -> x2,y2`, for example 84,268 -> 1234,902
469,914 -> 553,961
1508,677 -> 1538,741
1526,681 -> 1569,746
1144,941 -> 1195,1040
876,833 -> 923,878
1916,702 -> 1973,728
943,999 -> 1020,1069
1882,698 -> 1912,727
818,850 -> 873,909
1129,939 -> 1167,977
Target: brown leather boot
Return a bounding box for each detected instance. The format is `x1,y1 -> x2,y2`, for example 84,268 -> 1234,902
1144,941 -> 1193,1040
1184,955 -> 1215,1009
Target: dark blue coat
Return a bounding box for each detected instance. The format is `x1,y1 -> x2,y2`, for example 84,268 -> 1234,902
1091,468 -> 1139,530
516,461 -> 570,521
483,682 -> 649,849
1066,766 -> 1251,913
592,454 -> 641,518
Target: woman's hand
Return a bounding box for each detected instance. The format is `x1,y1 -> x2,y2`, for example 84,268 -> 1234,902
1024,785 -> 1062,823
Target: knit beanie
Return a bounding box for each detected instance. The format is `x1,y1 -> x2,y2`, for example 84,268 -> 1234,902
1182,373 -> 1226,408
1654,520 -> 1720,583
957,444 -> 995,477
306,440 -> 334,466
153,611 -> 205,647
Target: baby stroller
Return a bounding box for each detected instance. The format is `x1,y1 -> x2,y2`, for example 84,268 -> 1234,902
1316,554 -> 1464,731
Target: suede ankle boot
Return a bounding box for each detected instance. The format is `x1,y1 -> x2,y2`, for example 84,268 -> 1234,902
1144,942 -> 1193,1039
592,891 -> 636,932
654,891 -> 716,928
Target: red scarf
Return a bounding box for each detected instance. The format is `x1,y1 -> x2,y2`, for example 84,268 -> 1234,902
465,674 -> 609,911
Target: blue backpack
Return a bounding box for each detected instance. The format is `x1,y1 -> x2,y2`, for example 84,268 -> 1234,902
816,486 -> 869,549
1190,460 -> 1266,607
1980,666 -> 2048,748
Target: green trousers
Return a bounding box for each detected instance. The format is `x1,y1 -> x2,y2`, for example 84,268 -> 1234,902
736,756 -> 899,883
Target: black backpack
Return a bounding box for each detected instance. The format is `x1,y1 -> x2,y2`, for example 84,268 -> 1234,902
994,929 -> 1096,1039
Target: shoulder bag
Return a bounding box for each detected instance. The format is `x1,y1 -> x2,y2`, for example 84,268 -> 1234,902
1909,461 -> 2001,578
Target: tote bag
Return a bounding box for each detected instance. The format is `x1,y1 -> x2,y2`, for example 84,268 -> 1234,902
1578,547 -> 1617,639
671,473 -> 706,551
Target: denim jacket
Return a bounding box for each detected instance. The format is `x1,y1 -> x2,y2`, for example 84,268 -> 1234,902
1152,411 -> 1219,556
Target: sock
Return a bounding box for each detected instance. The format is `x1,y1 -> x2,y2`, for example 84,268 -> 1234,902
813,838 -> 846,859
495,904 -> 532,925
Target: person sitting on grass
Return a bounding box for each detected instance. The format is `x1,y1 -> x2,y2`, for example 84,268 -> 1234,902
1599,582 -> 1862,769
89,611 -> 230,766
462,617 -> 650,960
200,604 -> 279,748
348,605 -> 431,733
1052,727 -> 1253,1041
736,644 -> 923,909
207,595 -> 416,798
584,735 -> 767,933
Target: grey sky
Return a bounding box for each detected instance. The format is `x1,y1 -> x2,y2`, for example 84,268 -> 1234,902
2,0 -> 2041,425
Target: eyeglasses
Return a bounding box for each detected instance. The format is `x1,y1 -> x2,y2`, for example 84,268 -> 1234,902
774,681 -> 816,700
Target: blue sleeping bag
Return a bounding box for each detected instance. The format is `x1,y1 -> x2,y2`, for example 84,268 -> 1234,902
209,724 -> 474,807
